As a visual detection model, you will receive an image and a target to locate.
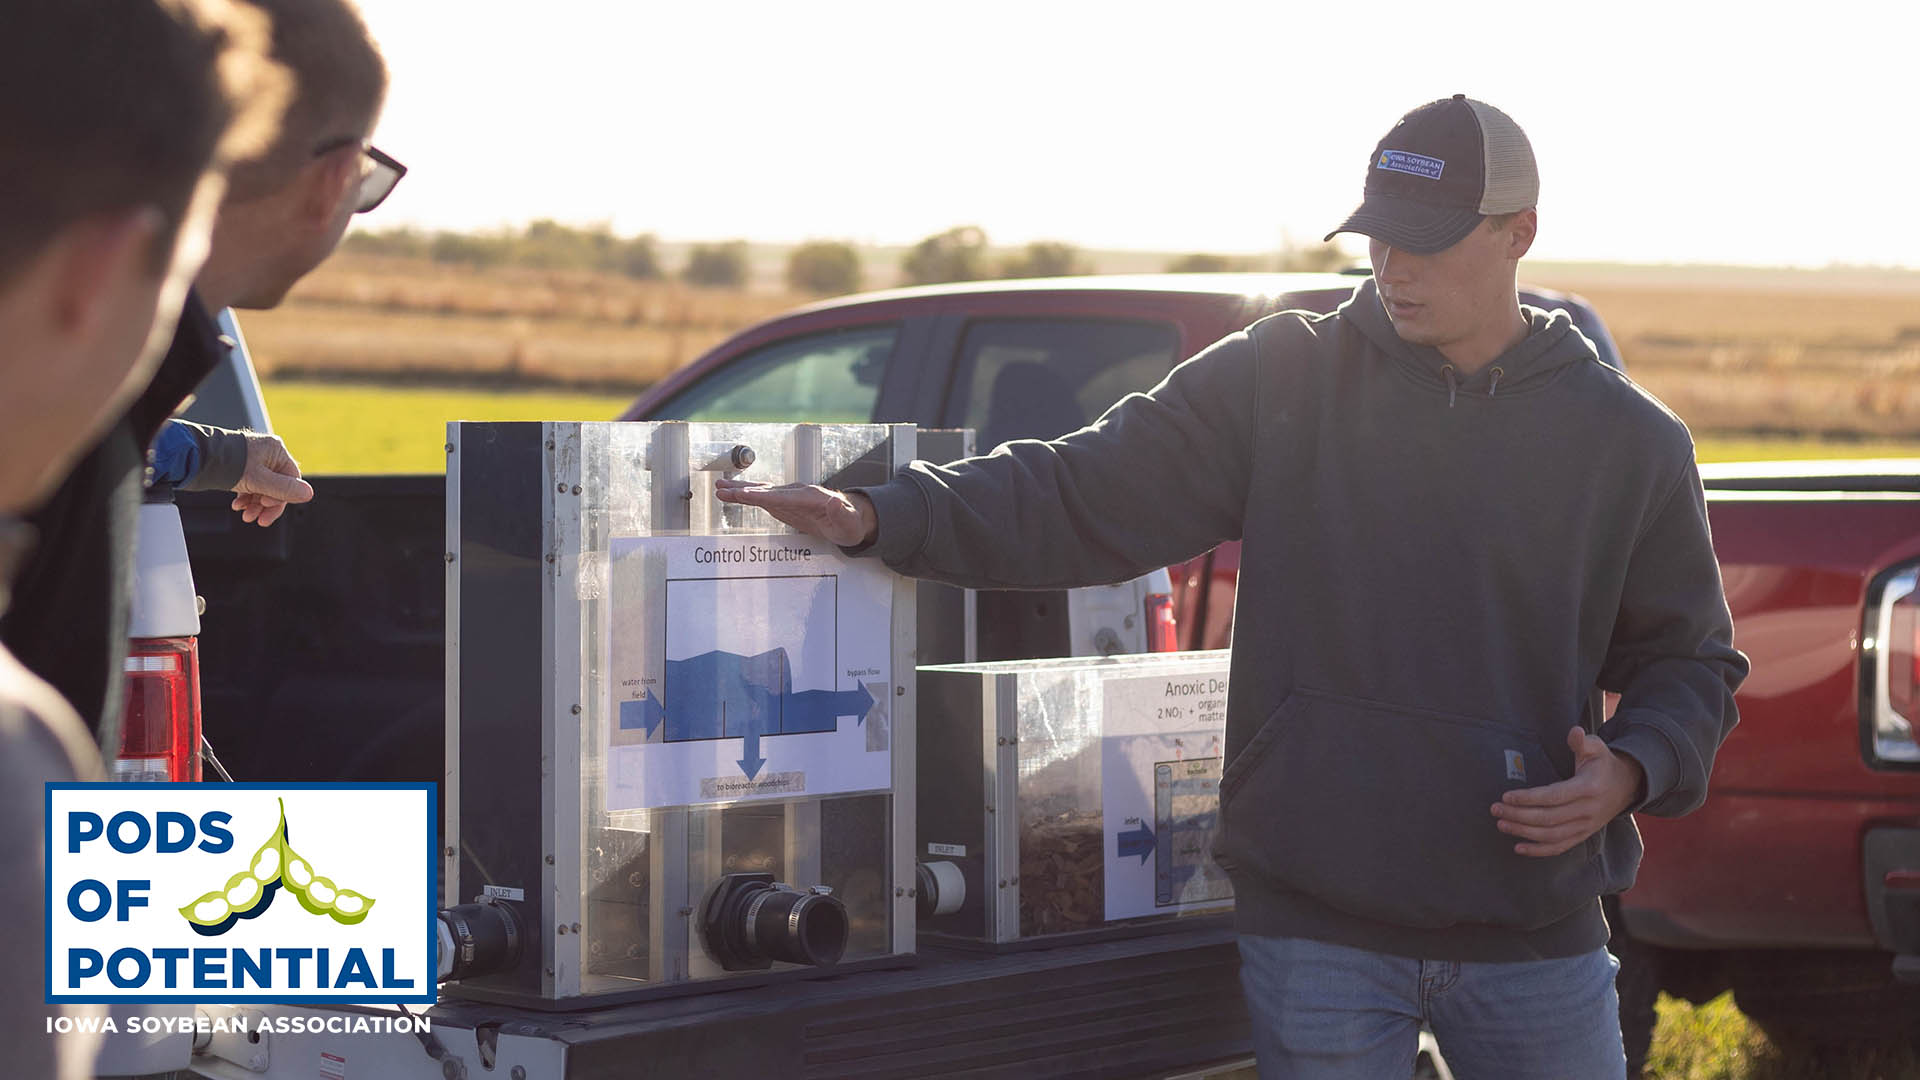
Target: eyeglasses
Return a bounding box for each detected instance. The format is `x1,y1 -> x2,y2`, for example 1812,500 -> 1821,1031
352,144 -> 406,214
314,137 -> 406,214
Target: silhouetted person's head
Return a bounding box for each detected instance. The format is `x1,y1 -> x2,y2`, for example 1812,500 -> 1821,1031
0,0 -> 288,514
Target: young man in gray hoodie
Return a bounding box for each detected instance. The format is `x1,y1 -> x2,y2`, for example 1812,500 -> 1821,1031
719,97 -> 1747,1078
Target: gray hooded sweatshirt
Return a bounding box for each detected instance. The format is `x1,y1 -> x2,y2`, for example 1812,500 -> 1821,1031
856,278 -> 1748,962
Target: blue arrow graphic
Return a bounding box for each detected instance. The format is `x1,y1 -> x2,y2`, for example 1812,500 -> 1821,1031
785,684 -> 875,733
737,725 -> 766,780
1117,824 -> 1156,865
617,689 -> 666,737
633,650 -> 877,759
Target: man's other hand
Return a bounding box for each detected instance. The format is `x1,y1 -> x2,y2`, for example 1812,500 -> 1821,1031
714,478 -> 876,548
1490,727 -> 1646,858
229,433 -> 314,527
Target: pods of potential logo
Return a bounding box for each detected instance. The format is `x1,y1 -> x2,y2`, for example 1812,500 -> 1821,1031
45,783 -> 436,1004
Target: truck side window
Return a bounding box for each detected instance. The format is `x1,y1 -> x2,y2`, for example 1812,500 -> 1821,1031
656,324 -> 898,422
946,319 -> 1180,451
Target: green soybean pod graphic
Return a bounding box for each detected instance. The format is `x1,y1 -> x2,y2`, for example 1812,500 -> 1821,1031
177,797 -> 374,931
328,889 -> 374,925
248,802 -> 287,886
282,841 -> 376,926
283,843 -> 319,908
178,869 -> 270,928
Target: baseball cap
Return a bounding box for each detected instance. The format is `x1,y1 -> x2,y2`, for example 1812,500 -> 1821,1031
1326,95 -> 1538,255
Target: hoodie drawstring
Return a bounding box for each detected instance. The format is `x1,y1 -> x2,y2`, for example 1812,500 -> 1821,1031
1440,364 -> 1506,406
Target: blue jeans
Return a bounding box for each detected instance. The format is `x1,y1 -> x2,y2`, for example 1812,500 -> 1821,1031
1236,934 -> 1626,1080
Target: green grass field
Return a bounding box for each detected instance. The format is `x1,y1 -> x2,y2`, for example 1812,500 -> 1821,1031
261,380 -> 1920,475
264,381 -> 637,473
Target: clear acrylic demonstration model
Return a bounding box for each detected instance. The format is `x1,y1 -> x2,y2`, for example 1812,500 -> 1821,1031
916,651 -> 1234,948
445,421 -> 917,1005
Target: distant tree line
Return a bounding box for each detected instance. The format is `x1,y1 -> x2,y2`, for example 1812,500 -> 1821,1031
899,226 -> 1092,286
340,221 -> 1352,295
1164,243 -> 1351,274
896,225 -> 1350,285
342,221 -> 761,288
345,220 -> 668,279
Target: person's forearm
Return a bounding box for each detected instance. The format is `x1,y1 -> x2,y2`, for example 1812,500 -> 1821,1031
849,332 -> 1260,589
168,420 -> 250,492
1599,466 -> 1749,815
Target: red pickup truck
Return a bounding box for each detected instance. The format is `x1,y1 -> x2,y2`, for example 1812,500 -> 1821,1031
620,272 -> 1920,1062
1619,462 -> 1920,1053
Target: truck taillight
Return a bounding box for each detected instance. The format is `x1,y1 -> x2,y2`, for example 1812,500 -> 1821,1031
116,636 -> 201,782
1146,591 -> 1179,653
1867,565 -> 1920,768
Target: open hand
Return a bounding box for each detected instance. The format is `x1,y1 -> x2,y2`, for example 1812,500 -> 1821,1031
1491,728 -> 1645,858
229,433 -> 314,527
714,478 -> 876,548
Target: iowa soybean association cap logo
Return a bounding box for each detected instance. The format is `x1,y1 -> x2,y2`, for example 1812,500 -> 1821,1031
45,783 -> 435,1004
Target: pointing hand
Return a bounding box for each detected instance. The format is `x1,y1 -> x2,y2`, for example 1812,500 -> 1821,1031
229,433 -> 314,527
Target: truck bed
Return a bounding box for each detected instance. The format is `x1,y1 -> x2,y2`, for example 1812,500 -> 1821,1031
190,922 -> 1251,1080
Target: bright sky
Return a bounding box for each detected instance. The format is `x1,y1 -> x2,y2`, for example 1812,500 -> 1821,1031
352,0 -> 1920,269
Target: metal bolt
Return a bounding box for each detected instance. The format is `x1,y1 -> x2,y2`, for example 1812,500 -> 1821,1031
545,440 -> 555,451
1011,877 -> 1019,885
514,1068 -> 529,1080
1123,614 -> 1136,629
570,704 -> 582,715
557,483 -> 568,493
678,906 -> 694,917
628,872 -> 644,888
545,854 -> 556,865
545,967 -> 554,977
571,922 -> 581,933
445,442 -> 455,453
906,888 -> 917,899
557,925 -> 567,936
896,685 -> 906,696
895,887 -> 905,897
546,554 -> 555,564
442,1059 -> 464,1080
998,879 -> 1007,888
445,552 -> 455,563
572,485 -> 582,495
444,846 -> 455,858
996,737 -> 1006,746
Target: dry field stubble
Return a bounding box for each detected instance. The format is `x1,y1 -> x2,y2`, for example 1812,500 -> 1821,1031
1524,265 -> 1920,438
240,253 -> 807,388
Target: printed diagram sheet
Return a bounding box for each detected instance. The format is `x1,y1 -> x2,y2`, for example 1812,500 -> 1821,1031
605,535 -> 893,810
1100,672 -> 1234,920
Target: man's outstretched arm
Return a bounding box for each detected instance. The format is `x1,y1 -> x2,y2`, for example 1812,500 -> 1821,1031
718,329 -> 1264,590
